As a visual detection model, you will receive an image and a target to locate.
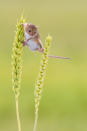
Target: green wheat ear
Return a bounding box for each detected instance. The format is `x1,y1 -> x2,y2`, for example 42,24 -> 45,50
12,16 -> 25,131
33,35 -> 52,131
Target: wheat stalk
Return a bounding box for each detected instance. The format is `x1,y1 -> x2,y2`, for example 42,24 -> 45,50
33,35 -> 52,131
12,16 -> 25,131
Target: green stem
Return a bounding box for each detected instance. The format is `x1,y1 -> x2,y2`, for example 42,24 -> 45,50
12,16 -> 25,131
33,111 -> 38,131
33,35 -> 52,131
15,96 -> 21,131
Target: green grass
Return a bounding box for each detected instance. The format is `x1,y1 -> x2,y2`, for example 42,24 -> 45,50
0,0 -> 87,130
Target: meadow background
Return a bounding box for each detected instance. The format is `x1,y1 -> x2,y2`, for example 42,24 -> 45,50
0,0 -> 87,131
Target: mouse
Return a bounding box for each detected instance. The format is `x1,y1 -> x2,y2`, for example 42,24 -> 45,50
21,23 -> 72,60
22,23 -> 44,52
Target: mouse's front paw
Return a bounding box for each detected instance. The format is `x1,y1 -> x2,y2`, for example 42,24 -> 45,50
22,41 -> 27,46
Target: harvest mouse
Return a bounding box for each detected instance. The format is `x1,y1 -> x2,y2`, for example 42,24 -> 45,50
22,23 -> 43,52
21,23 -> 72,60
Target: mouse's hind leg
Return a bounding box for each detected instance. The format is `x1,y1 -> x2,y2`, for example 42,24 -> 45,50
38,48 -> 44,53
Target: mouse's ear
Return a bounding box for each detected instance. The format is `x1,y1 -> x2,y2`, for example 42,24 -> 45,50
21,23 -> 24,27
21,23 -> 27,27
23,23 -> 29,26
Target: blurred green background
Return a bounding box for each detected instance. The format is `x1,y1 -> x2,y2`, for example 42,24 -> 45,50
0,0 -> 87,131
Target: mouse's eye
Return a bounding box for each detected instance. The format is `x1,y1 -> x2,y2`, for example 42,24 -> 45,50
28,30 -> 31,32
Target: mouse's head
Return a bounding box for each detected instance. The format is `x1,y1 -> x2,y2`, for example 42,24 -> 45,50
22,23 -> 38,36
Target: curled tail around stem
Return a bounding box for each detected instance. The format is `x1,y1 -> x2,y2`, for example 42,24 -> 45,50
48,55 -> 72,60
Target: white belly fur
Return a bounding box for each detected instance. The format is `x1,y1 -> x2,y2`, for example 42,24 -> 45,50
27,40 -> 40,51
24,32 -> 40,51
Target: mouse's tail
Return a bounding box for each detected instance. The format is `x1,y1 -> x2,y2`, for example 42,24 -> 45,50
39,48 -> 72,60
48,55 -> 72,60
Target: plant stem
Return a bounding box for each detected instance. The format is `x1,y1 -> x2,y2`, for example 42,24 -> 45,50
12,16 -> 25,131
33,111 -> 38,131
15,96 -> 21,131
33,35 -> 52,131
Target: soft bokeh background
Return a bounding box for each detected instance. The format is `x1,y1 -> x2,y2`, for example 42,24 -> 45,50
0,0 -> 87,131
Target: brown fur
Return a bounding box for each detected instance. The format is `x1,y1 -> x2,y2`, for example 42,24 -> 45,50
25,24 -> 40,37
25,23 -> 43,48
